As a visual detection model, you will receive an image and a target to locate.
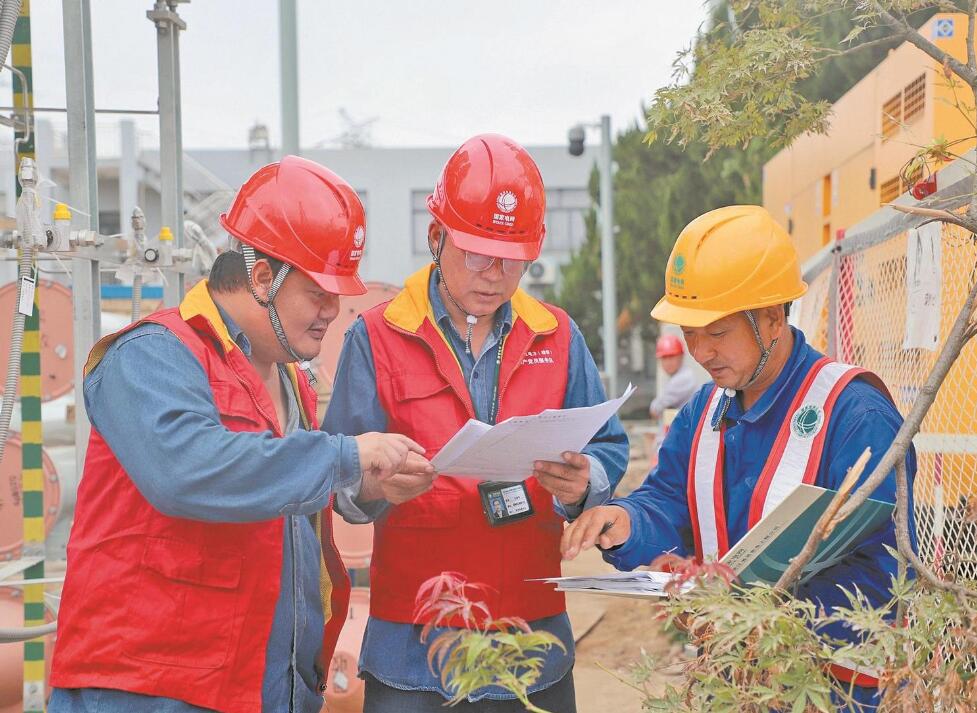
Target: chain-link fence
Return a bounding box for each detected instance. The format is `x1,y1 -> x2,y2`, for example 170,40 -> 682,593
793,184 -> 977,583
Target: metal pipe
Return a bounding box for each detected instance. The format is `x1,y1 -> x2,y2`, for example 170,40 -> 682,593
0,0 -> 22,77
148,0 -> 186,307
0,621 -> 58,643
62,0 -> 101,486
279,0 -> 299,156
599,114 -> 618,397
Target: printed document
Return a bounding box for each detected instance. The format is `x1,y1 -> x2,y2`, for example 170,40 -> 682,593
431,383 -> 637,481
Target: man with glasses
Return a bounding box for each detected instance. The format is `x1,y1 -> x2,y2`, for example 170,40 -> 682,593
324,134 -> 629,712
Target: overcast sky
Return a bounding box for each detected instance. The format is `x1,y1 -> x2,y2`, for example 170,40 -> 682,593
8,1 -> 710,152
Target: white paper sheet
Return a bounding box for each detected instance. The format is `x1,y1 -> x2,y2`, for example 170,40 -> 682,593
431,383 -> 636,481
530,571 -> 688,598
903,222 -> 941,351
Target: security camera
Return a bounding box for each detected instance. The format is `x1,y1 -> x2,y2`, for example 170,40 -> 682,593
568,125 -> 586,156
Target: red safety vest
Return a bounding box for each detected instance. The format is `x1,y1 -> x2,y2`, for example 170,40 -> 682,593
688,356 -> 888,687
50,281 -> 350,713
362,265 -> 571,624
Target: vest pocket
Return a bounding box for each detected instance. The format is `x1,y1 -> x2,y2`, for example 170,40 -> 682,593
124,536 -> 243,669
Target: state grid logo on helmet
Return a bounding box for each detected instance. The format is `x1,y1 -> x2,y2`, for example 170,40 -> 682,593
492,190 -> 518,229
349,225 -> 365,262
791,403 -> 825,439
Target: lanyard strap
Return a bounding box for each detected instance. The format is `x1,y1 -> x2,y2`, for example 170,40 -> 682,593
488,335 -> 507,425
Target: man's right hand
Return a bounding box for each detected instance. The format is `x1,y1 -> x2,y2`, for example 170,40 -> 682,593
560,504 -> 632,560
354,433 -> 434,503
354,432 -> 427,481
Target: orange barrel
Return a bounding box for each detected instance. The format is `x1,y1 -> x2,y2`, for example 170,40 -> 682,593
316,283 -> 400,388
0,586 -> 53,713
323,587 -> 369,713
0,434 -> 60,561
331,511 -> 374,570
0,280 -> 74,402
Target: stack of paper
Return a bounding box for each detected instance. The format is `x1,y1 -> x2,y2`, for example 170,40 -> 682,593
431,384 -> 636,481
533,571 -> 688,599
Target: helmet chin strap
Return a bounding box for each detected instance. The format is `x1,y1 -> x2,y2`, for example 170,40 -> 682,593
710,309 -> 779,431
241,244 -> 317,386
431,230 -> 490,355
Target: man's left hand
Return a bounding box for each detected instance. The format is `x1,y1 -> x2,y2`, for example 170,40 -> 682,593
533,451 -> 591,506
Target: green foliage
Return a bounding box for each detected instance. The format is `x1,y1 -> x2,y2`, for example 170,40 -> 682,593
626,558 -> 977,712
645,0 -> 940,154
414,572 -> 566,712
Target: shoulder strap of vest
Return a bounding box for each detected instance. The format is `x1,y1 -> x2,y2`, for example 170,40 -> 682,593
687,387 -> 728,562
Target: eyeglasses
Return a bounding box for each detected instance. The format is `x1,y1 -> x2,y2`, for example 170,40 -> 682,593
464,250 -> 528,276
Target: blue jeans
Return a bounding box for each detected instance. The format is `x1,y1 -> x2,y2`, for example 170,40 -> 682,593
363,672 -> 577,713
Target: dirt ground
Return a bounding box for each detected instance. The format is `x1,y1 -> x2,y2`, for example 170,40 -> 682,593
567,429 -> 685,713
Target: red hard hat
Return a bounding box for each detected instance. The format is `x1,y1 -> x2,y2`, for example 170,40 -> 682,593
427,134 -> 546,261
219,155 -> 367,296
656,334 -> 684,358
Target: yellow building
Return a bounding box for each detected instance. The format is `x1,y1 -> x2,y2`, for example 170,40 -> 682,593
763,13 -> 975,262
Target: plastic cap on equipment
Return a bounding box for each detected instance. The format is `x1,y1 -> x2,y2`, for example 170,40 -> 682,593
52,203 -> 71,222
158,227 -> 174,242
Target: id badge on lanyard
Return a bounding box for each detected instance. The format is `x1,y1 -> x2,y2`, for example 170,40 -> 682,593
478,480 -> 535,527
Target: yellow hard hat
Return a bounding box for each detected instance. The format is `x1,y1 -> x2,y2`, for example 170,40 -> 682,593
651,205 -> 807,328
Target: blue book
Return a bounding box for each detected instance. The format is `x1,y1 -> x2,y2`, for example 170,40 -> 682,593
722,484 -> 894,587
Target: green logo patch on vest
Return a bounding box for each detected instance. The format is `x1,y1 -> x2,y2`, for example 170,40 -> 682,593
791,404 -> 824,439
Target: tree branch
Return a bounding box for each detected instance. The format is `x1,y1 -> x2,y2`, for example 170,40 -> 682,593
968,0 -> 976,72
775,449 -> 871,591
823,34 -> 907,59
888,202 -> 977,233
877,9 -> 977,86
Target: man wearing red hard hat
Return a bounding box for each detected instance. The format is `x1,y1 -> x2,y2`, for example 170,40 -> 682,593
649,333 -> 698,419
50,156 -> 433,713
325,135 -> 629,711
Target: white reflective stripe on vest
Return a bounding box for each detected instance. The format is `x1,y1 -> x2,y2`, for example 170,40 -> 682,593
693,388 -> 724,560
760,361 -> 860,520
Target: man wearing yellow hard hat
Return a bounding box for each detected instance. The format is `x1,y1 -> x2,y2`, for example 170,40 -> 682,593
562,205 -> 915,711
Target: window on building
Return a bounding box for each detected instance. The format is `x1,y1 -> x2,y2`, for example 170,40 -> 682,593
881,92 -> 902,140
98,210 -> 121,236
411,190 -> 433,255
903,73 -> 926,123
879,175 -> 902,205
544,188 -> 589,252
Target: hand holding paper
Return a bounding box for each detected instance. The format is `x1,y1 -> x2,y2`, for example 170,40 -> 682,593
430,384 -> 636,481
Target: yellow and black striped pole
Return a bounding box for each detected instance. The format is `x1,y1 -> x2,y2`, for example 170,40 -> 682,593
13,2 -> 45,712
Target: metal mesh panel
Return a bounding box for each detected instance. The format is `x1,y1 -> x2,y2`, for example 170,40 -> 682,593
794,265 -> 831,353
819,224 -> 977,581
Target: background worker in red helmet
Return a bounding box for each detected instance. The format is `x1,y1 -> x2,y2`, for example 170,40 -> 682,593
49,156 -> 433,713
324,134 -> 629,711
649,333 -> 698,420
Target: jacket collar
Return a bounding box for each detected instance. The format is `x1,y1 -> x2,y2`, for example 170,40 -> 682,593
383,263 -> 558,335
179,280 -> 239,354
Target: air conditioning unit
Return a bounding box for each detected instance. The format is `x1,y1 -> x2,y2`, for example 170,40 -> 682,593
525,257 -> 558,286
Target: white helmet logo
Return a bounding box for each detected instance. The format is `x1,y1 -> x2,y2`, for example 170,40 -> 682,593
352,225 -> 365,248
496,191 -> 518,214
